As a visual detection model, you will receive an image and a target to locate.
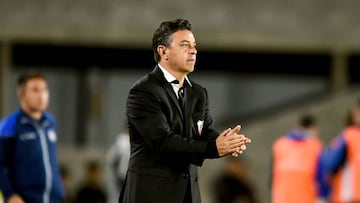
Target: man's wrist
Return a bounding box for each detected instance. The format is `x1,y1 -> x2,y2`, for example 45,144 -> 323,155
207,139 -> 219,158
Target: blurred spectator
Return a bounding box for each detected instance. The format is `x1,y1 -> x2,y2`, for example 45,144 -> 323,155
60,164 -> 74,203
0,71 -> 65,203
321,98 -> 360,203
74,160 -> 106,203
105,128 -> 130,203
212,157 -> 257,203
271,114 -> 326,203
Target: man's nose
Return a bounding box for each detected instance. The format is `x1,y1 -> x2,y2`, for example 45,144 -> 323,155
190,45 -> 197,54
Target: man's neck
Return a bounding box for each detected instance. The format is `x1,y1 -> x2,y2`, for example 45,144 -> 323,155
22,106 -> 43,121
158,62 -> 186,86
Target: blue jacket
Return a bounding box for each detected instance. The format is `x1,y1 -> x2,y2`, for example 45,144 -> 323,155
321,133 -> 347,175
318,132 -> 348,199
0,109 -> 65,203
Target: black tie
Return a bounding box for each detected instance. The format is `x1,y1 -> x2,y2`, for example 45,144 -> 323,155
178,87 -> 185,110
171,80 -> 185,111
171,80 -> 190,141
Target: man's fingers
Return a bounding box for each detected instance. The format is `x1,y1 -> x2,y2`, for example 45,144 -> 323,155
220,128 -> 231,137
231,125 -> 241,134
229,139 -> 244,148
240,144 -> 246,151
225,125 -> 241,136
228,135 -> 249,152
228,134 -> 247,143
217,125 -> 251,157
228,140 -> 245,152
231,134 -> 251,145
245,138 -> 252,144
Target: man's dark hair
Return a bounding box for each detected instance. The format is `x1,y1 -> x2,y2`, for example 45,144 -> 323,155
152,18 -> 192,63
299,114 -> 316,128
17,70 -> 46,88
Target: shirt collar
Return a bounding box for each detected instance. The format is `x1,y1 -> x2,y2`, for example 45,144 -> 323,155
287,129 -> 308,141
19,109 -> 50,127
158,64 -> 192,87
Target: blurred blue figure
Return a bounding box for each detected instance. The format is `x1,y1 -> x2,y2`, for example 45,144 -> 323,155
0,71 -> 65,203
320,99 -> 360,203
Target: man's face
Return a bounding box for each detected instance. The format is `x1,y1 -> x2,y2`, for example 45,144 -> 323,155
19,78 -> 49,113
165,30 -> 197,74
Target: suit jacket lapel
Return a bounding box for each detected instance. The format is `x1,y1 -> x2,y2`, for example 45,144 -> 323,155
153,66 -> 184,120
184,85 -> 193,118
164,85 -> 184,119
184,86 -> 194,139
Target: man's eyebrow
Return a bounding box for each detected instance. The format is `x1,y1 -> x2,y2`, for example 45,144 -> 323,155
180,40 -> 196,44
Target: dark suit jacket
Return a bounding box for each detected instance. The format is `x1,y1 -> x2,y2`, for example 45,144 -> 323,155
119,66 -> 220,203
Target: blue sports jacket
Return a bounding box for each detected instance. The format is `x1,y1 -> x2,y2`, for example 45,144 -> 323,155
318,131 -> 349,199
0,109 -> 64,203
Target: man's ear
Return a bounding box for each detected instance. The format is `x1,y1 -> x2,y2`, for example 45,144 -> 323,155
157,45 -> 168,60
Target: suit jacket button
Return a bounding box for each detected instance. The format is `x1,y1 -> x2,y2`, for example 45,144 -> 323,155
182,173 -> 189,179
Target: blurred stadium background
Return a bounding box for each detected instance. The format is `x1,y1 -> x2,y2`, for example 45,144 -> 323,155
1,0 -> 360,202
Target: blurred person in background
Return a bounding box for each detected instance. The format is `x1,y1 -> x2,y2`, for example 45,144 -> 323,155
321,98 -> 360,203
271,114 -> 326,203
212,157 -> 257,203
0,71 -> 65,203
60,164 -> 74,203
106,126 -> 130,203
119,18 -> 251,203
74,160 -> 106,203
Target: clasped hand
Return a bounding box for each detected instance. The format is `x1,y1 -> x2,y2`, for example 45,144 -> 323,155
215,125 -> 251,157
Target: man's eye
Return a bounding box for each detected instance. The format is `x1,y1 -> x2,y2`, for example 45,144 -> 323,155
181,43 -> 189,47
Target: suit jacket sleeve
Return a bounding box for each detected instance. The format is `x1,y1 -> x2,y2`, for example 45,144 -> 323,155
127,86 -> 219,165
181,87 -> 220,166
201,87 -> 221,157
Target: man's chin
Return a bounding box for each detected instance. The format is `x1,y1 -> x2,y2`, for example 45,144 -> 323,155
29,107 -> 46,113
186,66 -> 195,73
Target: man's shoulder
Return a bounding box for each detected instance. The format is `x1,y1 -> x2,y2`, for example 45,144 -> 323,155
188,80 -> 209,99
0,110 -> 22,137
130,69 -> 163,91
43,111 -> 56,124
189,79 -> 205,90
132,73 -> 154,86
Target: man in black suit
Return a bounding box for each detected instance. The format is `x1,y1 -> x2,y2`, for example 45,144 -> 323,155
119,18 -> 251,203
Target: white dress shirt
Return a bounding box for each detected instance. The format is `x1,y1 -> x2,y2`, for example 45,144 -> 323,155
158,64 -> 192,99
